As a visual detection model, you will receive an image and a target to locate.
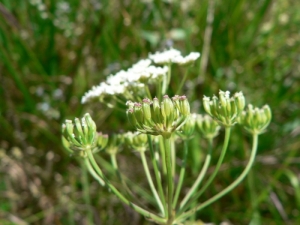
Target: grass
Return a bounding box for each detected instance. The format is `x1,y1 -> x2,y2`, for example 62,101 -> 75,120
0,0 -> 300,224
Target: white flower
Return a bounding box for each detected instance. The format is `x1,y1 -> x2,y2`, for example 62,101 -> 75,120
81,83 -> 126,104
149,48 -> 181,64
107,70 -> 127,85
147,65 -> 168,80
173,52 -> 200,65
81,58 -> 167,104
131,59 -> 152,70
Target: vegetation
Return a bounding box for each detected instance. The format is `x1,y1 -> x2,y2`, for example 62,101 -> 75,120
0,0 -> 299,224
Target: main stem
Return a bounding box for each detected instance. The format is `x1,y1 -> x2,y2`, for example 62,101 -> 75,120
176,133 -> 258,222
164,137 -> 174,224
80,161 -> 93,225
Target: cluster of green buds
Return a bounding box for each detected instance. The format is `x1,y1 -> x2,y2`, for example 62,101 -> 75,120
126,95 -> 190,138
176,114 -> 197,140
203,90 -> 245,127
94,132 -> 109,153
62,113 -> 98,157
196,114 -> 220,140
124,132 -> 148,152
238,104 -> 272,134
105,133 -> 123,155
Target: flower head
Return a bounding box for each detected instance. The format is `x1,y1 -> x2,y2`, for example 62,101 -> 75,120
238,104 -> 271,134
173,52 -> 201,66
196,114 -> 220,139
127,95 -> 190,138
61,113 -> 98,157
149,48 -> 181,64
203,90 -> 245,127
124,132 -> 148,152
176,114 -> 197,139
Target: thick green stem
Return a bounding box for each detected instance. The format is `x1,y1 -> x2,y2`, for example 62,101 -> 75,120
84,158 -> 104,186
140,151 -> 165,216
159,136 -> 167,175
179,138 -> 213,210
80,161 -> 93,225
180,127 -> 231,213
171,136 -> 176,177
86,149 -> 166,224
173,140 -> 189,209
164,137 -> 174,223
148,135 -> 167,214
176,67 -> 190,95
176,133 -> 258,222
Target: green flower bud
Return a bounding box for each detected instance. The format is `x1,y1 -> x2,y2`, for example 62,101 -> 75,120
127,109 -> 137,127
161,95 -> 176,129
152,97 -> 161,124
142,98 -> 152,125
172,95 -> 180,110
234,92 -> 246,114
177,114 -> 196,139
132,133 -> 148,152
161,95 -> 174,118
134,103 -> 144,126
203,96 -> 211,116
106,134 -> 123,155
93,132 -> 109,153
179,95 -> 190,116
84,113 -> 96,144
196,114 -> 220,139
238,104 -> 272,134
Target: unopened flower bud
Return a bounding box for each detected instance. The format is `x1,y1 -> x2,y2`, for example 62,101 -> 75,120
177,114 -> 196,139
106,134 -> 123,155
179,95 -> 190,116
203,96 -> 211,115
142,98 -> 152,125
134,103 -> 144,125
94,132 -> 109,153
234,92 -> 246,114
152,97 -> 161,123
161,95 -> 174,118
127,109 -> 138,128
131,133 -> 148,152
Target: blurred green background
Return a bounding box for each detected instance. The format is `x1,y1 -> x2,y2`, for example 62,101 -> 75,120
0,0 -> 299,224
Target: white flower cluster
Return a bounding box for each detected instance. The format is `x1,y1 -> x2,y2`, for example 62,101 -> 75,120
81,48 -> 201,104
149,48 -> 181,64
149,48 -> 200,65
173,52 -> 201,65
81,59 -> 168,104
